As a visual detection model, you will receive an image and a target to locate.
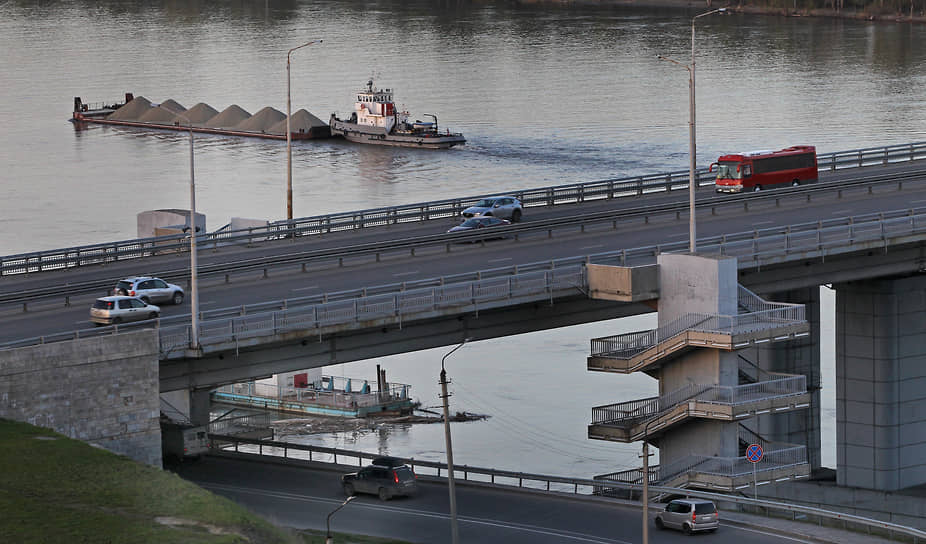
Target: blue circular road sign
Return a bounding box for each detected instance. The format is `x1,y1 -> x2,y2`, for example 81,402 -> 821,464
746,443 -> 763,463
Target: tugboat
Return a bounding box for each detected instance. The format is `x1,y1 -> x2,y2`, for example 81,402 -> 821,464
329,79 -> 465,149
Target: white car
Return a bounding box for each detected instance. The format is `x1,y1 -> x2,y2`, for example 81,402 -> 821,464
461,196 -> 523,222
90,296 -> 160,326
113,276 -> 184,305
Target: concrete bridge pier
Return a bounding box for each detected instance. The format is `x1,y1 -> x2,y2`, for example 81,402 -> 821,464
754,286 -> 823,472
160,388 -> 212,426
834,275 -> 926,491
656,254 -> 742,464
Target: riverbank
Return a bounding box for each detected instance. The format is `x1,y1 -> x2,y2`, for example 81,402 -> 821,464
529,0 -> 926,24
0,418 -> 412,544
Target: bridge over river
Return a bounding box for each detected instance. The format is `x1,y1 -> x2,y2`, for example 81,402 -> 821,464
2,142 -> 926,512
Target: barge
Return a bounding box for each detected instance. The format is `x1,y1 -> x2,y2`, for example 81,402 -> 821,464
329,79 -> 465,149
72,93 -> 331,140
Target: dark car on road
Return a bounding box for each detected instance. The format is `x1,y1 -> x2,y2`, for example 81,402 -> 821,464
342,463 -> 418,501
447,216 -> 511,237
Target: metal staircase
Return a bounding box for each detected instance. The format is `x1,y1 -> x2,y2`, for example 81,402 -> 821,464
589,284 -> 812,492
588,286 -> 809,374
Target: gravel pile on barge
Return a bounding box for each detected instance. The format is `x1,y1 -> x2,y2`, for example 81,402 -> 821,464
72,93 -> 330,140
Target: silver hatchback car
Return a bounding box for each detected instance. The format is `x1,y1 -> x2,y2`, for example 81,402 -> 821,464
654,499 -> 719,534
461,196 -> 523,222
113,276 -> 184,305
90,296 -> 160,326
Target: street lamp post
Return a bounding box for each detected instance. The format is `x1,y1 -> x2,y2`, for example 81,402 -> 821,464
325,495 -> 355,544
440,338 -> 469,544
152,104 -> 200,349
640,414 -> 659,544
658,7 -> 726,254
286,39 -> 322,223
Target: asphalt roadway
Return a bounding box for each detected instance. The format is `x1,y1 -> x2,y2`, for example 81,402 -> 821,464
2,162 -> 926,344
174,454 -> 898,544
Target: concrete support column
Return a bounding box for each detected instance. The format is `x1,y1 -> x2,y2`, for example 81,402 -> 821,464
835,276 -> 926,491
656,254 -> 740,464
189,389 -> 212,427
754,286 -> 823,472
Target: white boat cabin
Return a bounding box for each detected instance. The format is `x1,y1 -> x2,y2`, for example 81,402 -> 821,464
353,79 -> 409,133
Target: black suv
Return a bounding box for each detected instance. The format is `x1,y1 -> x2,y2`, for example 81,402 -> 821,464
342,460 -> 418,501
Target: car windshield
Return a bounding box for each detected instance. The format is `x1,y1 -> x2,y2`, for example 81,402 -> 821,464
92,300 -> 115,310
715,162 -> 742,180
116,281 -> 132,290
460,218 -> 482,227
694,503 -> 716,514
473,199 -> 497,208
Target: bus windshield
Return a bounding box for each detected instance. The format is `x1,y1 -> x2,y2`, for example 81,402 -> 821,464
714,162 -> 742,180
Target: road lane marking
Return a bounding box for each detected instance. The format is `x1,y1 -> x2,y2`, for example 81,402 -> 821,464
831,210 -> 852,215
393,271 -> 420,277
200,482 -> 814,543
488,258 -> 512,263
581,245 -> 604,250
291,285 -> 319,292
728,523 -> 817,542
200,483 -> 632,543
752,221 -> 774,226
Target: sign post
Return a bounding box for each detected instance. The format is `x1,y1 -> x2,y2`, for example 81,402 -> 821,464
746,443 -> 764,501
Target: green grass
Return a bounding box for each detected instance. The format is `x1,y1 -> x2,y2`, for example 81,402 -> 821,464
0,419 -> 410,544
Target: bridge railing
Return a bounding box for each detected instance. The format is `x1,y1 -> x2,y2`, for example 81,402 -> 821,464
589,303 -> 806,360
154,265 -> 587,354
591,375 -> 807,426
5,203 -> 926,354
2,140 -> 924,276
209,437 -> 926,543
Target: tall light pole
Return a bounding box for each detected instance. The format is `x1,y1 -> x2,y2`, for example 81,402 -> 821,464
440,338 -> 469,544
152,104 -> 200,349
286,39 -> 322,222
658,7 -> 725,254
325,495 -> 355,544
640,416 -> 658,544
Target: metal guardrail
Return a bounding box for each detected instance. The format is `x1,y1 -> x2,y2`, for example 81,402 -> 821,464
155,265 -> 586,355
2,141 -> 925,277
589,303 -> 806,359
598,445 -> 809,487
4,201 -> 926,354
591,375 -> 807,426
3,161 -> 926,313
209,436 -> 926,543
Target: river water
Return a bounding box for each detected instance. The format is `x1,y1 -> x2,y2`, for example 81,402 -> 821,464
2,0 -> 924,478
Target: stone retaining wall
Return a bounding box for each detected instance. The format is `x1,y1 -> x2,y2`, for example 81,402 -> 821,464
0,330 -> 161,466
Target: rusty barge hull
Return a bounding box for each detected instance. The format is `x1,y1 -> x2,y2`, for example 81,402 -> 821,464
72,116 -> 330,140
71,93 -> 332,140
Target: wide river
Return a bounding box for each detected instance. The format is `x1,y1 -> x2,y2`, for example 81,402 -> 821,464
3,0 -> 925,478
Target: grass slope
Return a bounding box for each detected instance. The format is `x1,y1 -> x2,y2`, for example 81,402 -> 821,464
0,419 -> 409,544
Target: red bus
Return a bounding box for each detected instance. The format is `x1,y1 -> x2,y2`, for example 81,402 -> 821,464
711,145 -> 818,193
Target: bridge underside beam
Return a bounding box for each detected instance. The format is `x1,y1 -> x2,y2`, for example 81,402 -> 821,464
739,241 -> 926,293
160,296 -> 651,392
